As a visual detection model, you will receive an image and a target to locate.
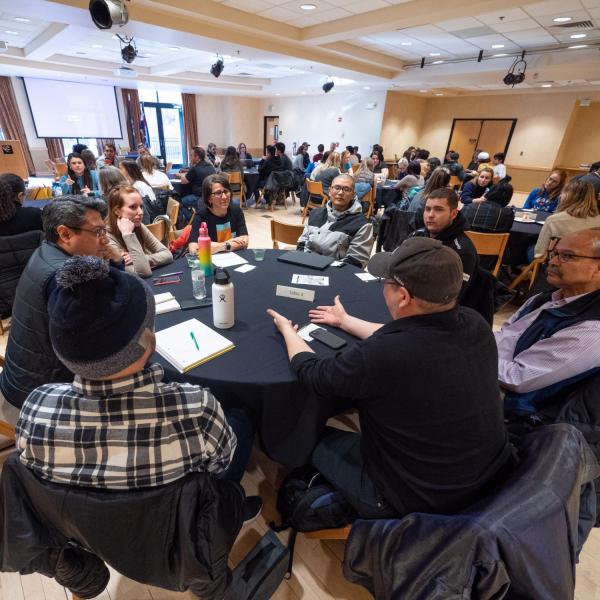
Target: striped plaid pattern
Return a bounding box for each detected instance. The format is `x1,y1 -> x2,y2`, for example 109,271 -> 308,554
15,363 -> 236,489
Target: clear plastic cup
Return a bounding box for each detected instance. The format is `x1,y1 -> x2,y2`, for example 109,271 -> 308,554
191,266 -> 206,299
252,248 -> 265,261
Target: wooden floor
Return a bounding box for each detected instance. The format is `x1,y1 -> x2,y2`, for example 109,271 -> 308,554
1,194 -> 599,599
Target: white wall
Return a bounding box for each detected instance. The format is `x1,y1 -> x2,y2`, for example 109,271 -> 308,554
259,90 -> 387,158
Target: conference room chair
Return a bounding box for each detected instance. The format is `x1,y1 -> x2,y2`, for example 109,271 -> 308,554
351,164 -> 360,174
449,175 -> 463,190
465,231 -> 509,277
509,256 -> 546,292
302,179 -> 328,224
362,185 -> 377,219
166,197 -> 180,242
388,164 -> 398,180
270,219 -> 305,249
147,220 -> 167,245
226,171 -> 246,207
305,525 -> 352,540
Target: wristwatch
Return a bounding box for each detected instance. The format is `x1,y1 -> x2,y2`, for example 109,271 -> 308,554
225,242 -> 232,252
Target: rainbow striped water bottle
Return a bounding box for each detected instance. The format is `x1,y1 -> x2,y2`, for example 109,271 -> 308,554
196,222 -> 212,277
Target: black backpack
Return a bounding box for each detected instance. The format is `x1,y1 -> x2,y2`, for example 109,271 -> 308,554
270,466 -> 356,576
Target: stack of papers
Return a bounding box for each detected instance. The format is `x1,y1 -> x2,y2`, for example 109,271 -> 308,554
154,292 -> 181,315
155,318 -> 235,373
212,253 -> 248,268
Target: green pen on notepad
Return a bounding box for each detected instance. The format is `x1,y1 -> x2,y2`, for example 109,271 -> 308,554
190,331 -> 199,351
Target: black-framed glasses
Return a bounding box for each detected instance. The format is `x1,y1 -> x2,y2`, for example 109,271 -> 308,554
330,185 -> 354,194
71,226 -> 108,238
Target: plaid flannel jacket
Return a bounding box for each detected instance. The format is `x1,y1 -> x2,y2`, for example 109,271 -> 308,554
15,363 -> 236,489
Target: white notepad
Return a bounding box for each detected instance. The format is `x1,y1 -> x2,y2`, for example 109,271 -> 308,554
155,318 -> 235,373
154,292 -> 180,315
211,253 -> 248,268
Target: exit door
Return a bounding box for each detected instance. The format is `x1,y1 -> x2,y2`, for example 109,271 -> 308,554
263,116 -> 279,151
446,119 -> 517,165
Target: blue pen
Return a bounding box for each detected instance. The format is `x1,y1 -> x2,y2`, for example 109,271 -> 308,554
190,331 -> 199,351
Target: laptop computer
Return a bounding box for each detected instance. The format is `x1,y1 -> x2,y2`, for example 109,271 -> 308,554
277,251 -> 334,270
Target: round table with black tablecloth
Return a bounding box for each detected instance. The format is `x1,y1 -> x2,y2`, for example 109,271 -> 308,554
170,168 -> 260,201
506,210 -> 549,266
152,249 -> 389,467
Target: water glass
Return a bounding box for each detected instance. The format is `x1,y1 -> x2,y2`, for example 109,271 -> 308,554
186,253 -> 199,268
252,248 -> 265,261
191,266 -> 206,299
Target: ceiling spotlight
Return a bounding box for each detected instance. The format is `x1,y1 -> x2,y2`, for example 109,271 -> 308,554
117,34 -> 137,63
400,42 -> 412,46
570,33 -> 587,39
503,53 -> 527,87
211,56 -> 224,78
553,16 -> 572,22
300,3 -> 317,9
429,52 -> 441,56
89,0 -> 129,29
491,44 -> 505,49
322,80 -> 334,93
541,83 -> 553,87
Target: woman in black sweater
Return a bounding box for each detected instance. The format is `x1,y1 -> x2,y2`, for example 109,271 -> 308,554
0,173 -> 43,236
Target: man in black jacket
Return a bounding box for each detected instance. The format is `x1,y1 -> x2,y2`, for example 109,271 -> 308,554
267,238 -> 510,519
0,197 -> 122,422
413,187 -> 478,301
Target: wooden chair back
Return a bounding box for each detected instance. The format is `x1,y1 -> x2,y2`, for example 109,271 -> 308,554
449,175 -> 462,190
302,179 -> 328,223
270,219 -> 304,249
362,185 -> 377,219
166,197 -> 180,241
0,355 -> 15,440
351,164 -> 360,174
509,256 -> 545,291
465,231 -> 509,277
55,163 -> 68,177
226,171 -> 246,207
146,221 -> 167,245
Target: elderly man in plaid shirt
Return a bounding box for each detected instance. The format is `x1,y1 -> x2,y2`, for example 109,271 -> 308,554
15,255 -> 260,517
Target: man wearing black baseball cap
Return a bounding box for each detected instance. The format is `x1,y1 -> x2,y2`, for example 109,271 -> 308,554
268,237 -> 510,519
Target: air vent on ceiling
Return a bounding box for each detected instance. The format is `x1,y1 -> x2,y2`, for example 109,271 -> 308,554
552,20 -> 594,29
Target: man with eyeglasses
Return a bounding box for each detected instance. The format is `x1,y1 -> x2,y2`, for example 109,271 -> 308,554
268,237 -> 511,519
297,174 -> 373,268
496,228 -> 600,417
0,196 -> 123,423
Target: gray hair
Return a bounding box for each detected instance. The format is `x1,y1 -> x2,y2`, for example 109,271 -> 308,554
98,165 -> 127,196
42,196 -> 108,243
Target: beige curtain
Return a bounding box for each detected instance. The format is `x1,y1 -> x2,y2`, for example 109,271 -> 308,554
121,88 -> 142,151
45,138 -> 65,161
0,76 -> 35,175
182,93 -> 198,165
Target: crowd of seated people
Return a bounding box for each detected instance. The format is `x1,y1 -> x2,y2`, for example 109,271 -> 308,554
3,130 -> 600,599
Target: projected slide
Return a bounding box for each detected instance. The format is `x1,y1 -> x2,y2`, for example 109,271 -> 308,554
23,77 -> 122,138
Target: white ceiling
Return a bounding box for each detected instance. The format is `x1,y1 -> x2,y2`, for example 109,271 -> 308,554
0,0 -> 598,96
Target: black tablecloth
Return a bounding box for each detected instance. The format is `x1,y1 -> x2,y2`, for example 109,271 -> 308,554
376,181 -> 399,208
510,210 -> 548,235
152,249 -> 389,466
170,169 -> 260,200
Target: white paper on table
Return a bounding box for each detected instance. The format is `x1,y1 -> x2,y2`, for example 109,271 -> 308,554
235,264 -> 256,273
331,260 -> 344,267
297,323 -> 324,342
154,292 -> 175,304
211,253 -> 248,268
155,298 -> 181,314
355,272 -> 378,282
291,274 -> 329,286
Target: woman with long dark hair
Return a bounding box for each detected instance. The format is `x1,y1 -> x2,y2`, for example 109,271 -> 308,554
220,146 -> 244,196
0,173 -> 43,235
119,160 -> 157,223
59,153 -> 100,197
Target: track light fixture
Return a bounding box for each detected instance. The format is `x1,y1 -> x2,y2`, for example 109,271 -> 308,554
502,52 -> 527,87
117,34 -> 137,64
89,0 -> 129,29
322,79 -> 334,93
211,56 -> 224,78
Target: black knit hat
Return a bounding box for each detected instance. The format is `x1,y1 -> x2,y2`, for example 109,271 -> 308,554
48,256 -> 155,379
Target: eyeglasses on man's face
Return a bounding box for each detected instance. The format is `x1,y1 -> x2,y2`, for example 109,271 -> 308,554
71,226 -> 108,238
548,250 -> 600,263
330,185 -> 354,194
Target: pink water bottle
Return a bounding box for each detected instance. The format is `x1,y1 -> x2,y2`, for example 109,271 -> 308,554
197,222 -> 212,276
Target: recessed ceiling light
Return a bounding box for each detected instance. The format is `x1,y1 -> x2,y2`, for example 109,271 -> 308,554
300,3 -> 316,9
92,44 -> 103,48
429,52 -> 441,56
491,44 -> 504,49
432,60 -> 444,64
419,89 -> 427,92
553,16 -> 572,23
400,42 -> 412,46
541,83 -> 552,88
363,86 -> 370,90
493,53 -> 508,57
570,33 -> 586,39
434,93 -> 444,96
15,17 -> 30,23
4,30 -> 18,35
275,93 -> 281,96
169,46 -> 180,51
569,44 -> 588,49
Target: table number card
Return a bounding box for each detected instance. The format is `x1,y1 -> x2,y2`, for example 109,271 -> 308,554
276,285 -> 315,302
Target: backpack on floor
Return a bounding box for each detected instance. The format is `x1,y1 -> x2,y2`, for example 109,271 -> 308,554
270,465 -> 356,577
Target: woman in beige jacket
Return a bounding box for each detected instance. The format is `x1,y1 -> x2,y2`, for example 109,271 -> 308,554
106,185 -> 173,278
534,180 -> 600,258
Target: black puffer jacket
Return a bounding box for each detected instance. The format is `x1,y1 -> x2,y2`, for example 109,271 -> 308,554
0,241 -> 73,408
0,453 -> 244,600
0,230 -> 43,317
